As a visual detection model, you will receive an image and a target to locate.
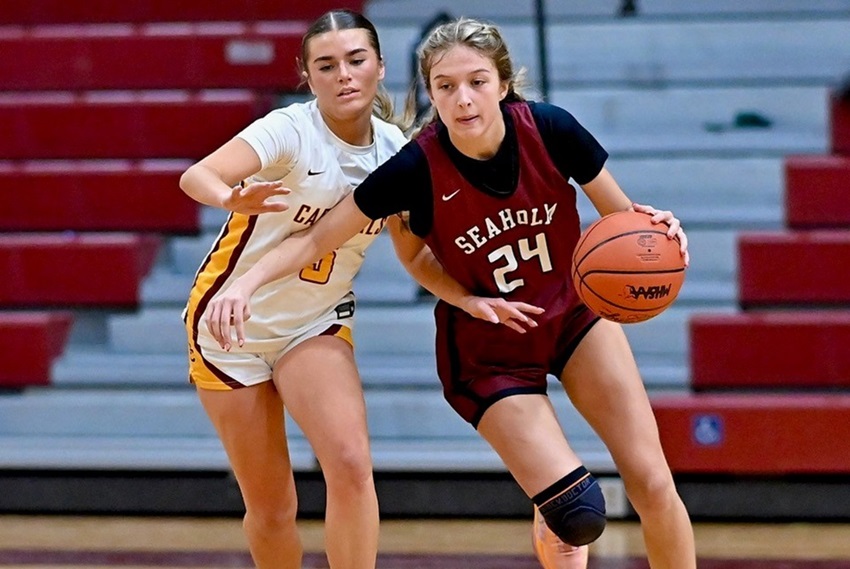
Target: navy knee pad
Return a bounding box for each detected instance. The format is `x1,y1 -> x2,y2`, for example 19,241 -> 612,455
532,466 -> 607,546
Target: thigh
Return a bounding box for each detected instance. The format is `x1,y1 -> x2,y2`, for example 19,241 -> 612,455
559,318 -> 669,482
196,382 -> 296,510
273,334 -> 371,468
477,394 -> 583,498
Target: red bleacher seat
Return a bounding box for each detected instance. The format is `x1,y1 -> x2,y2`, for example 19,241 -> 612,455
0,91 -> 270,160
653,393 -> 850,474
785,155 -> 850,229
0,0 -> 365,25
738,231 -> 850,306
0,160 -> 198,233
832,91 -> 850,155
0,23 -> 305,90
0,311 -> 73,387
0,234 -> 160,307
691,312 -> 850,390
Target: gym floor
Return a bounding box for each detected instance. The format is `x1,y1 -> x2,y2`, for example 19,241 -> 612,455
2,516 -> 850,567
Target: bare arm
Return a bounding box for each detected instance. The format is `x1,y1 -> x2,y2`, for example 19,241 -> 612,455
580,166 -> 632,216
179,137 -> 290,214
207,193 -> 371,349
386,217 -> 543,334
581,166 -> 689,265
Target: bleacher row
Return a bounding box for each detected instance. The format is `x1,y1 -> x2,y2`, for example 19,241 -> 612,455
0,0 -> 364,468
655,92 -> 850,475
1,0 -> 849,502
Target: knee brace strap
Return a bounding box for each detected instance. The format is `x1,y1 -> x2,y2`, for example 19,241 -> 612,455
532,466 -> 607,546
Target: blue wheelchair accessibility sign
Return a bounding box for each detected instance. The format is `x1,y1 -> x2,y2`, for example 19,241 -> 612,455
692,414 -> 724,447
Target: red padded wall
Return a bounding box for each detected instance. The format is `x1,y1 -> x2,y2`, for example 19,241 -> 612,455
654,394 -> 850,474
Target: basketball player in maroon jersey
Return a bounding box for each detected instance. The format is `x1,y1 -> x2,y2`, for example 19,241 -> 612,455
205,17 -> 694,569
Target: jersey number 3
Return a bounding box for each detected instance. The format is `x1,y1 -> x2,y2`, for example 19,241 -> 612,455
299,251 -> 337,285
487,233 -> 553,293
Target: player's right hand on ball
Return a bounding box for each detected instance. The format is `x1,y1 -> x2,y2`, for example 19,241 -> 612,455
223,181 -> 291,215
206,282 -> 253,351
460,296 -> 545,334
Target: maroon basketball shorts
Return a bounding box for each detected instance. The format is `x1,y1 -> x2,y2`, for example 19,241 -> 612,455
434,301 -> 600,427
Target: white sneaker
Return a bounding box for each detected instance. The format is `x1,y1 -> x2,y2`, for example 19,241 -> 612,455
531,506 -> 589,569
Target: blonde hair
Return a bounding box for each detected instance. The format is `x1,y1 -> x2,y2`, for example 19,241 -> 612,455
406,17 -> 526,137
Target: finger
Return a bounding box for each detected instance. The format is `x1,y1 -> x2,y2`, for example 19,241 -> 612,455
502,319 -> 527,334
500,304 -> 532,324
631,202 -> 655,215
651,210 -> 672,225
665,218 -> 681,238
220,303 -> 233,352
481,304 -> 500,324
509,302 -> 545,315
207,302 -> 226,349
259,182 -> 290,197
260,201 -> 290,213
678,231 -> 690,267
233,304 -> 247,348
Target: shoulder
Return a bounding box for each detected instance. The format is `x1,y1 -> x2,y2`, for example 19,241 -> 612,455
372,116 -> 409,152
526,100 -> 583,132
259,100 -> 320,133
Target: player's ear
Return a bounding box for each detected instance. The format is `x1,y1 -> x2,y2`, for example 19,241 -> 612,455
377,56 -> 386,82
499,80 -> 510,101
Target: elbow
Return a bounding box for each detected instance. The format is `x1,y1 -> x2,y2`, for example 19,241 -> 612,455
178,165 -> 196,195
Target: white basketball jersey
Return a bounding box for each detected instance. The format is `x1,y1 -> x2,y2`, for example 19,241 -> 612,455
185,99 -> 407,352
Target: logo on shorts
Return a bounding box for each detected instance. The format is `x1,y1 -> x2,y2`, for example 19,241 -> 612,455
307,169 -> 325,176
442,189 -> 461,201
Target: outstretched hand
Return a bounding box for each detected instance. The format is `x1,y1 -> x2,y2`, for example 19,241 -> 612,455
205,280 -> 254,351
223,181 -> 291,215
631,202 -> 690,267
459,296 -> 545,334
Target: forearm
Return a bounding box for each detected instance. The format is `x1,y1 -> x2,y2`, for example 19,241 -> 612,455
405,247 -> 473,309
179,163 -> 233,209
235,193 -> 371,296
387,217 -> 473,310
581,167 -> 632,216
234,231 -> 320,296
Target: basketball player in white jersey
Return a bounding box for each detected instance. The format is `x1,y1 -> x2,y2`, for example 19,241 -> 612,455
179,10 -> 406,569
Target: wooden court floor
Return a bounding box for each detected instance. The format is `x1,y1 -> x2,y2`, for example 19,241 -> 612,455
2,516 -> 850,568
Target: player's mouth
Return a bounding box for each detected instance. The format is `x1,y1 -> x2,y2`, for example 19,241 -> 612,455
456,114 -> 478,125
338,88 -> 360,99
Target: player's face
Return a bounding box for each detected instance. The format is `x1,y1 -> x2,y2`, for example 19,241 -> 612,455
304,28 -> 385,121
427,45 -> 509,158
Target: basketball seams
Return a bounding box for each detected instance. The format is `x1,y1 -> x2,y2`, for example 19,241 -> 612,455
582,268 -> 686,276
573,228 -> 672,274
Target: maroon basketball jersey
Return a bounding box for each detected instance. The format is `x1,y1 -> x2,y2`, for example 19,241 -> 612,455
417,102 -> 583,323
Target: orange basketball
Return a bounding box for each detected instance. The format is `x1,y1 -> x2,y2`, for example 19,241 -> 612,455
571,211 -> 686,324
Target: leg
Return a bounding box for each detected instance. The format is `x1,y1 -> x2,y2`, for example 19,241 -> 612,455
197,383 -> 302,569
274,335 -> 378,569
478,394 -> 581,497
560,318 -> 696,569
477,395 -> 589,569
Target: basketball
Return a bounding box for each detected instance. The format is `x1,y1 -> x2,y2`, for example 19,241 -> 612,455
571,211 -> 686,324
